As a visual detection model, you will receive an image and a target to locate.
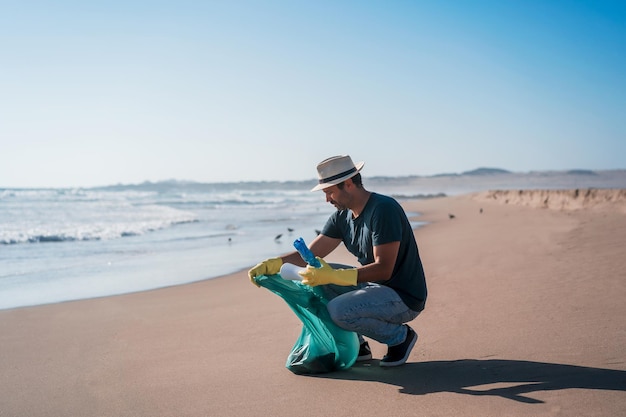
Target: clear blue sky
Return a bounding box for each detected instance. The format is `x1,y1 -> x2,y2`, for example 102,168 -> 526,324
1,0 -> 625,188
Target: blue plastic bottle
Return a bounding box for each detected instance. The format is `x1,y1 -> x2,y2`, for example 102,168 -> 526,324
293,237 -> 321,268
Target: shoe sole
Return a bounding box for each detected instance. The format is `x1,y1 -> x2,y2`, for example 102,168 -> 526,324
379,331 -> 417,367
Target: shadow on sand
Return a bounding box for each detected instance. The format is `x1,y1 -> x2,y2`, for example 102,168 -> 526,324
310,359 -> 626,404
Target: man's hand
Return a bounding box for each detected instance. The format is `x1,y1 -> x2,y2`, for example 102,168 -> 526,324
248,257 -> 283,286
298,257 -> 357,287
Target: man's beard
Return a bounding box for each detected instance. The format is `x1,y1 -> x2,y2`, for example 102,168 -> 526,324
330,200 -> 347,211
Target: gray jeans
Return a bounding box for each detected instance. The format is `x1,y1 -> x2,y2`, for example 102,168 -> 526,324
320,275 -> 421,346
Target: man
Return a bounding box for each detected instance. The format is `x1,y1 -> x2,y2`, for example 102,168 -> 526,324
248,155 -> 427,367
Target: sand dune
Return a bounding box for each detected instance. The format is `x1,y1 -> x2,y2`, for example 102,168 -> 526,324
472,188 -> 626,212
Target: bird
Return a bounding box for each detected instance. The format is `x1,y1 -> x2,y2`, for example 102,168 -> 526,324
287,227 -> 294,232
274,234 -> 283,241
448,214 -> 456,219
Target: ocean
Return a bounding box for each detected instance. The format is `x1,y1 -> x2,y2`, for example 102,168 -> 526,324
2,170 -> 625,310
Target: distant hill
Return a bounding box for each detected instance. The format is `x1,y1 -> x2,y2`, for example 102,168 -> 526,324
430,167 -> 511,177
461,167 -> 511,175
566,169 -> 597,175
92,179 -> 315,192
86,167 -> 618,192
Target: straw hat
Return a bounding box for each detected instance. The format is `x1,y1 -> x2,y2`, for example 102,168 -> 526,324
311,155 -> 365,191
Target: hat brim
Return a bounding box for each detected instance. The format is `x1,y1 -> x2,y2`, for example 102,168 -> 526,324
310,161 -> 365,191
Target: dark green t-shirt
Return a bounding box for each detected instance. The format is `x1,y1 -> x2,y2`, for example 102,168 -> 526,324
321,192 -> 427,311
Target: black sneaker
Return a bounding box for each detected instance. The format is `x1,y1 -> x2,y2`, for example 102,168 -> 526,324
379,325 -> 417,367
356,341 -> 372,361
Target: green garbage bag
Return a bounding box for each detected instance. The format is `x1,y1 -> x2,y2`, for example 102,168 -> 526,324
254,274 -> 359,374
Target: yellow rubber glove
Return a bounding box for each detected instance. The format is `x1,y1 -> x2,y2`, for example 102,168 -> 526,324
248,257 -> 283,287
298,257 -> 358,287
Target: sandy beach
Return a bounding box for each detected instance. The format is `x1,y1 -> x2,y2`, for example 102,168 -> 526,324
1,189 -> 625,417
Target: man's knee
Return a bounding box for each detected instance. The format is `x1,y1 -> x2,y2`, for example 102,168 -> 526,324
326,296 -> 349,326
326,297 -> 340,320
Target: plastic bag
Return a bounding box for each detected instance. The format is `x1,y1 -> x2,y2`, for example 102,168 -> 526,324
254,274 -> 359,374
